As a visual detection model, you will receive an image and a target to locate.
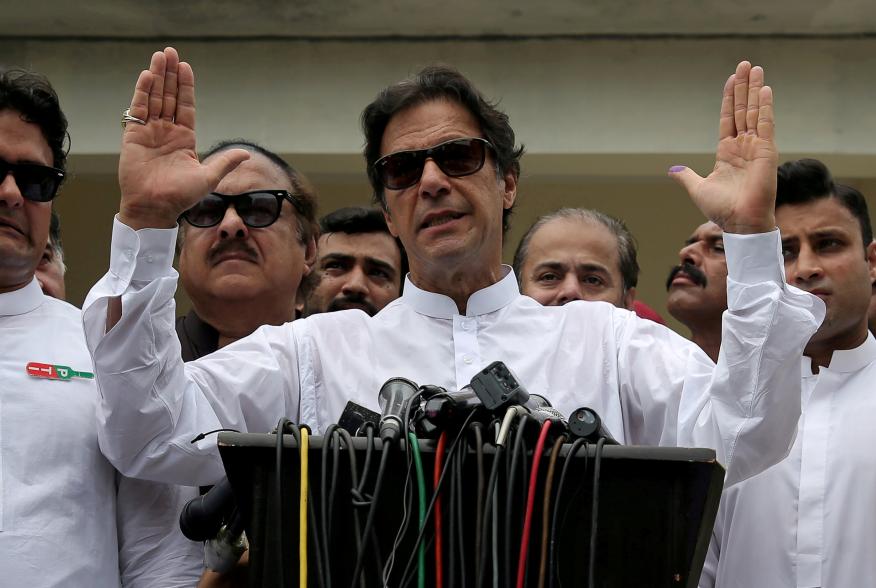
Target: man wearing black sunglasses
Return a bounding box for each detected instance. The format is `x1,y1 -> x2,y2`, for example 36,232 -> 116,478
0,67 -> 200,586
86,49 -> 822,497
175,139 -> 318,360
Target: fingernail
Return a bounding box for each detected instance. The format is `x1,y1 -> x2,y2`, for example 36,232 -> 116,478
669,165 -> 686,173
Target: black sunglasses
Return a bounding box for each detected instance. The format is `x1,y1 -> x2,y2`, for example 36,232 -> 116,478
180,190 -> 306,228
374,137 -> 493,190
0,157 -> 65,203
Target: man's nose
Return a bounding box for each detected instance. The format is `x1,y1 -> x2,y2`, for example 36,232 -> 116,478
217,204 -> 249,240
555,274 -> 583,305
0,172 -> 24,209
791,246 -> 824,284
341,266 -> 369,297
418,159 -> 452,199
678,242 -> 702,267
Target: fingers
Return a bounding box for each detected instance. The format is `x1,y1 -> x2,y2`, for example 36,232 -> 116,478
160,47 -> 180,122
202,149 -> 251,193
733,61 -> 752,135
757,86 -> 775,142
745,66 -> 764,133
147,51 -> 167,120
718,74 -> 735,140
175,62 -> 196,130
128,70 -> 152,123
667,165 -> 704,197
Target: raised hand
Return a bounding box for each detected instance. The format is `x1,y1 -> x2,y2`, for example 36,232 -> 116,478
118,47 -> 249,230
669,61 -> 777,234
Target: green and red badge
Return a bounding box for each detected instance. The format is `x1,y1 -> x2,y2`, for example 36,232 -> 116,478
26,361 -> 94,381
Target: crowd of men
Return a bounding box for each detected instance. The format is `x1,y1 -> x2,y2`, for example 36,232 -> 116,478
1,45 -> 874,587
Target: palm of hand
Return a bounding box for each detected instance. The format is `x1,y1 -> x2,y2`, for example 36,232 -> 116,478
692,132 -> 778,232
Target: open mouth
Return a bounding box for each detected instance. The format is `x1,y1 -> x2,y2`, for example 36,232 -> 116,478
420,212 -> 464,230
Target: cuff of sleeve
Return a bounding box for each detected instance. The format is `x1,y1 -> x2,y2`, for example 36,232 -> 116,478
723,229 -> 785,286
110,215 -> 178,283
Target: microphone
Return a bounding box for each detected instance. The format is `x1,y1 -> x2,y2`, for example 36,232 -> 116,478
568,407 -> 619,445
377,377 -> 419,441
179,479 -> 236,542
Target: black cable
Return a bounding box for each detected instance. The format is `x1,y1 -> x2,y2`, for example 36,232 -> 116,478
476,443 -> 506,588
455,440 -> 468,588
397,409 -> 480,585
472,423 -> 485,583
274,417 -> 291,588
335,428 -> 367,588
548,439 -> 586,588
349,437 -> 395,588
448,442 -> 457,585
504,414 -> 529,584
308,480 -> 327,588
320,424 -> 338,588
588,438 -> 606,588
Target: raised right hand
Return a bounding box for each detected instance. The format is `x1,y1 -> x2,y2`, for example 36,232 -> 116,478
118,47 -> 249,230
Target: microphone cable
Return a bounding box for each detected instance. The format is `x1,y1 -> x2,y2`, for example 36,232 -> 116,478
537,435 -> 567,588
275,418 -> 292,588
471,422 -> 486,583
397,408 -> 479,586
433,431 -> 448,588
504,413 -> 529,583
515,419 -> 553,588
299,427 -> 310,588
335,427 -> 367,588
588,438 -> 606,588
408,431 -> 427,588
548,438 -> 587,588
475,405 -> 528,588
320,424 -> 339,588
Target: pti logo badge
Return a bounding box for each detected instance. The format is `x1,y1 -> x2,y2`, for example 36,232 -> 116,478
26,361 -> 95,381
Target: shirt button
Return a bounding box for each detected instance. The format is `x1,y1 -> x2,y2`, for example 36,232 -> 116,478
146,254 -> 154,263
463,355 -> 473,365
463,320 -> 473,331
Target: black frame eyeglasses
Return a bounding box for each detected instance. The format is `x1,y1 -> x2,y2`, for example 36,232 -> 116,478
180,190 -> 306,228
373,137 -> 494,190
0,157 -> 65,202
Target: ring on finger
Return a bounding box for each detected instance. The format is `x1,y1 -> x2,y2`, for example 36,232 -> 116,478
121,108 -> 147,129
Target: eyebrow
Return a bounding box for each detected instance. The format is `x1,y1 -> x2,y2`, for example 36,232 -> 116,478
532,261 -> 611,275
321,252 -> 397,275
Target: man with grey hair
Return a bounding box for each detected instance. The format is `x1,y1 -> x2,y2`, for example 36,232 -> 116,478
513,207 -> 639,310
35,209 -> 66,300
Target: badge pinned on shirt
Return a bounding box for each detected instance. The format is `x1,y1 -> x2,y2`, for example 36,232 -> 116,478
26,361 -> 94,381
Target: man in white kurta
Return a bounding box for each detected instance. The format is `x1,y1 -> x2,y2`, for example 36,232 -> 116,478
0,68 -> 201,586
83,50 -> 823,494
699,164 -> 876,588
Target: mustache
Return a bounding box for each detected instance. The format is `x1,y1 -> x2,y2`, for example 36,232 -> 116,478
666,262 -> 708,291
327,293 -> 378,317
208,239 -> 259,265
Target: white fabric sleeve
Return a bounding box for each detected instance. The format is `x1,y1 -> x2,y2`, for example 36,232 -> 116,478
83,217 -> 302,486
616,230 -> 824,486
116,475 -> 203,588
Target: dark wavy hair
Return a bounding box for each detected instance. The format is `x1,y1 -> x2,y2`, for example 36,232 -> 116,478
777,158 -> 873,253
0,68 -> 69,175
361,65 -> 524,235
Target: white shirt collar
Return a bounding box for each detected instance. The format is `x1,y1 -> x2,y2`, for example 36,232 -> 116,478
401,265 -> 520,318
800,332 -> 876,375
0,278 -> 44,317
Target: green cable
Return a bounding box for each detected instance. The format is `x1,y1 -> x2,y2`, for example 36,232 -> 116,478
408,431 -> 427,588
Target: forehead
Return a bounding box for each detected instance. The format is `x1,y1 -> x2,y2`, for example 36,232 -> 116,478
777,197 -> 862,240
319,231 -> 401,265
526,217 -> 621,269
380,98 -> 482,155
0,109 -> 53,166
211,151 -> 293,194
688,221 -> 723,242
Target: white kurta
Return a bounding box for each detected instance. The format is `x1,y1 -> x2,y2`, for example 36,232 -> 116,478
700,334 -> 876,588
83,218 -> 823,489
0,279 -> 202,587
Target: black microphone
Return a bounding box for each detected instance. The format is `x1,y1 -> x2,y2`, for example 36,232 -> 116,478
377,377 -> 419,441
568,407 -> 619,445
179,479 -> 236,542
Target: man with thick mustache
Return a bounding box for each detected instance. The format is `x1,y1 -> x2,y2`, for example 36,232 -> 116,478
666,221 -> 727,362
174,139 -> 318,360
84,49 -> 822,495
700,160 -> 876,587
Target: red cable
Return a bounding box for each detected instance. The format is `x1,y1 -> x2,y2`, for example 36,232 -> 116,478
433,431 -> 448,588
516,420 -> 552,588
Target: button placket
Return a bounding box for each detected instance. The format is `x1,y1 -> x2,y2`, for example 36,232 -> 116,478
453,315 -> 480,389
